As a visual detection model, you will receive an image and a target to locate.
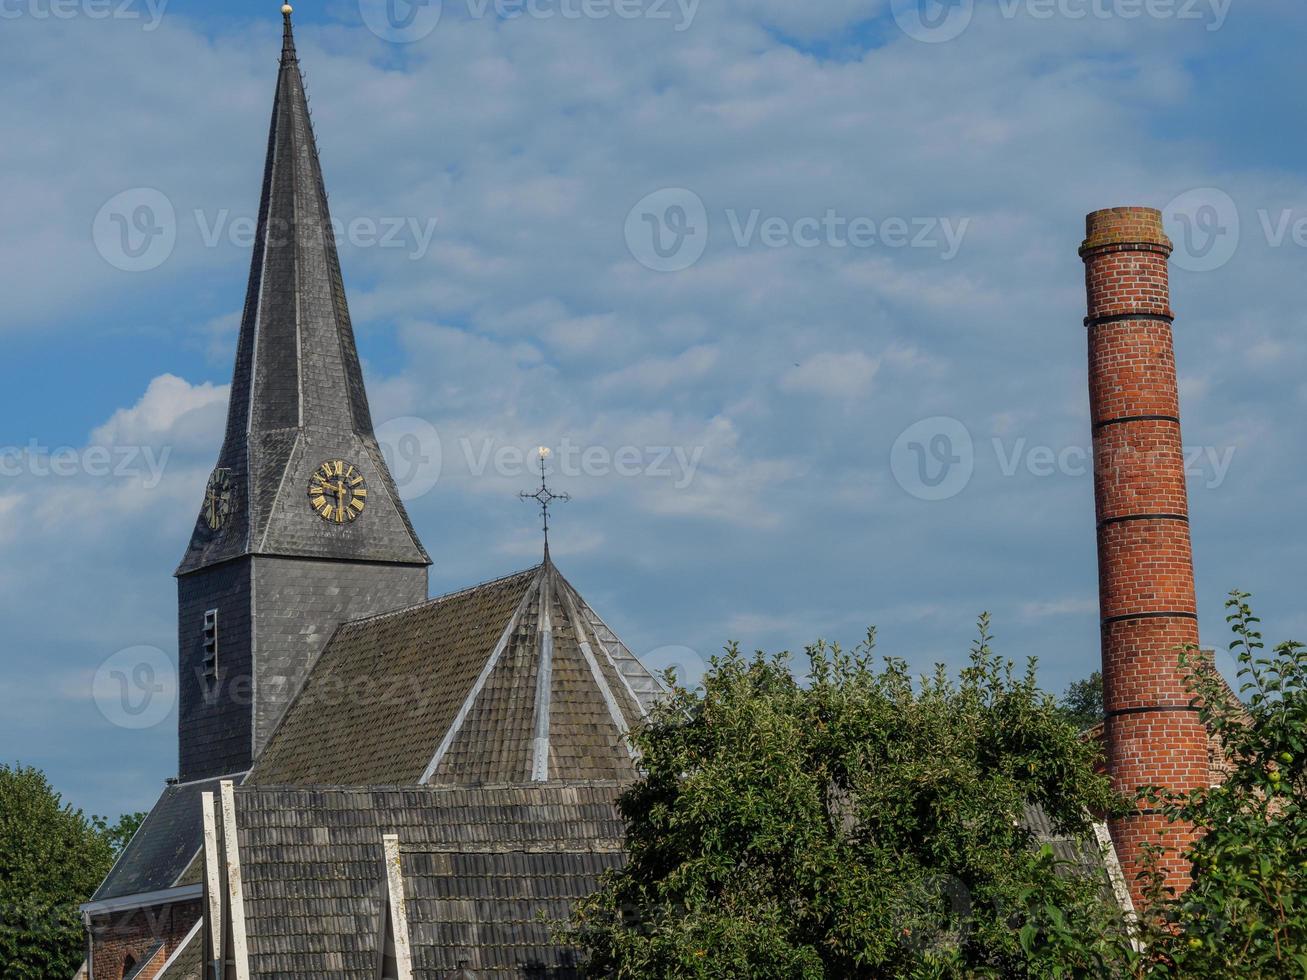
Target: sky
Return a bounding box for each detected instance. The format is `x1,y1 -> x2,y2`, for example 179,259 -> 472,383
1,0 -> 1304,819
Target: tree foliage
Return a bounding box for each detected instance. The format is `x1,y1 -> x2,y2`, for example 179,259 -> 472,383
1057,671 -> 1104,731
565,620 -> 1134,978
0,764 -> 140,980
1127,592 -> 1307,976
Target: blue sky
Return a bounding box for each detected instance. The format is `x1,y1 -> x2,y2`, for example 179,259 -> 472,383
1,0 -> 1304,819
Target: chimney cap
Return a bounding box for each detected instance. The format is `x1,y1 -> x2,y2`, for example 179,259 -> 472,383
1080,206 -> 1172,258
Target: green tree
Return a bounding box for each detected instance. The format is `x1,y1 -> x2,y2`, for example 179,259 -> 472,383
1127,592 -> 1307,976
0,765 -> 133,980
1058,671 -> 1104,731
93,810 -> 146,856
566,620 -> 1135,978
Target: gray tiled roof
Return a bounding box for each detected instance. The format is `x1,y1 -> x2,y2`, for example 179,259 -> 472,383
176,12 -> 427,576
230,783 -> 626,979
91,775 -> 238,902
249,560 -> 662,787
156,929 -> 203,980
1022,803 -> 1123,905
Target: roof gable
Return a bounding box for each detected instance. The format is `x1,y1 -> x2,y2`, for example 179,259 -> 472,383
249,561 -> 663,788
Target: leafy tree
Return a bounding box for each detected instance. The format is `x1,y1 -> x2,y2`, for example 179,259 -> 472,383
1125,592 -> 1307,976
93,810 -> 147,856
1058,671 -> 1104,731
566,620 -> 1134,978
0,765 -> 136,980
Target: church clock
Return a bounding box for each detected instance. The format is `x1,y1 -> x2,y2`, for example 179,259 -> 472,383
203,467 -> 233,531
308,460 -> 368,524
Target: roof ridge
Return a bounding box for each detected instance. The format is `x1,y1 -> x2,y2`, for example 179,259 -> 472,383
235,778 -> 632,793
337,563 -> 543,629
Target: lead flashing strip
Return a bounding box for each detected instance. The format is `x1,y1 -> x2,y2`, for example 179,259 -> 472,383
531,572 -> 555,782
219,781 -> 251,980
201,791 -> 224,968
79,884 -> 203,917
419,568 -> 543,784
563,587 -> 637,760
154,918 -> 204,978
381,835 -> 414,980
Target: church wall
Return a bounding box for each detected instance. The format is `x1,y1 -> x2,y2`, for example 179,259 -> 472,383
178,560 -> 254,781
250,556 -> 428,754
89,899 -> 200,980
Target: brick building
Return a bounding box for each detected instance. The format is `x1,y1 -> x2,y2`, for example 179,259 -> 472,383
80,10 -> 1219,979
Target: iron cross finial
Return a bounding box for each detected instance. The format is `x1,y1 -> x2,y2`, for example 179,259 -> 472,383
520,447 -> 569,555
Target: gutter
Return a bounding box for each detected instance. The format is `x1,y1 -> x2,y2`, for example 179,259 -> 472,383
79,883 -> 203,917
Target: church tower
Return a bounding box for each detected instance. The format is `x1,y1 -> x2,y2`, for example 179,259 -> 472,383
175,10 -> 430,781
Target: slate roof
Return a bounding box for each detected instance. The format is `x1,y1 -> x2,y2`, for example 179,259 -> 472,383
156,927 -> 204,980
91,774 -> 238,902
225,783 -> 626,979
249,559 -> 663,786
176,10 -> 427,575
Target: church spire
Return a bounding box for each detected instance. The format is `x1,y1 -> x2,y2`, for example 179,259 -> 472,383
179,9 -> 429,574
281,4 -> 297,65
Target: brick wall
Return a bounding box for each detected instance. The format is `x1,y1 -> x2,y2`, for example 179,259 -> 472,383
1080,207 -> 1208,908
89,900 -> 199,980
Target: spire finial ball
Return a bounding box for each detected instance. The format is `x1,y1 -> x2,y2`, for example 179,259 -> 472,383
282,4 -> 293,14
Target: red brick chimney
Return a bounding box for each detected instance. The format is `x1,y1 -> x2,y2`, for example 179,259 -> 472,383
1080,207 -> 1207,908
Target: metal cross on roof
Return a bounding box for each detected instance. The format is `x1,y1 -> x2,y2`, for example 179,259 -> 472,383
520,447 -> 569,555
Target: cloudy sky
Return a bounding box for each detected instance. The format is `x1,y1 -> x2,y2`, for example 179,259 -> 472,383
1,0 -> 1304,818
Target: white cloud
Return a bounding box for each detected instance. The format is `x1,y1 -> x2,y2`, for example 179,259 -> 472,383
90,374 -> 228,450
597,345 -> 719,393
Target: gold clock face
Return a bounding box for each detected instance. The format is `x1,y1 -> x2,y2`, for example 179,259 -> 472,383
203,468 -> 233,531
308,460 -> 367,524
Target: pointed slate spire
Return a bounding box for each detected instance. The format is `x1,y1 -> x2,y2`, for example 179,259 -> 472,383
179,8 -> 429,574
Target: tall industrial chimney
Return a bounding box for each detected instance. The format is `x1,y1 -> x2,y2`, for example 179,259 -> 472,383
1080,206 -> 1208,907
